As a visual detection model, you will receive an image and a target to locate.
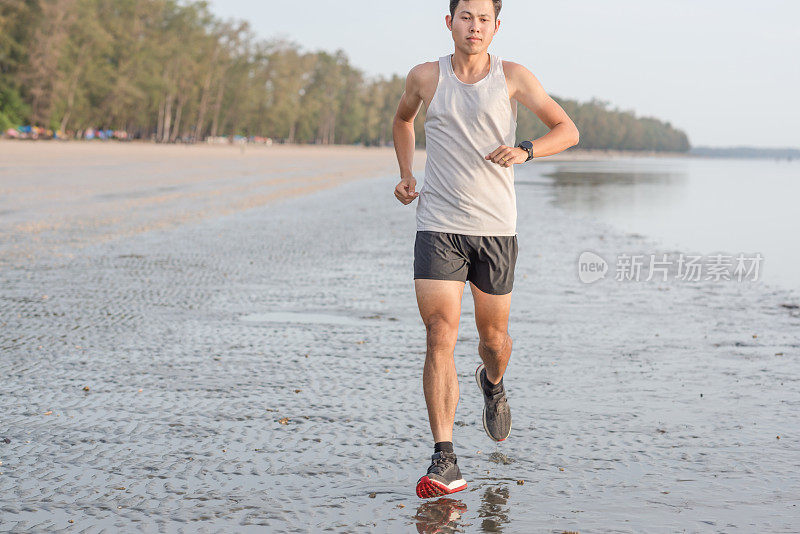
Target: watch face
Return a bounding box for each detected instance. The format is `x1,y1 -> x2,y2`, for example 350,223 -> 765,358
518,141 -> 533,161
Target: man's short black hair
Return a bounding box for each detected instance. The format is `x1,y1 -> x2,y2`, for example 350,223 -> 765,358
449,0 -> 502,21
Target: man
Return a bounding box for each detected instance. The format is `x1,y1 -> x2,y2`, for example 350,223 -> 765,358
392,0 -> 580,499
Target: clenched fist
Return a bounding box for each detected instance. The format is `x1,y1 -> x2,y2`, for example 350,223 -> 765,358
485,145 -> 527,167
394,176 -> 419,205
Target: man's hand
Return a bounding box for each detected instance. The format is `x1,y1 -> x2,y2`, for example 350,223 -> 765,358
394,176 -> 419,205
485,146 -> 528,167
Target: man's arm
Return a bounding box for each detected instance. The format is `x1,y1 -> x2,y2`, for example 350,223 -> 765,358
486,62 -> 580,167
392,65 -> 424,205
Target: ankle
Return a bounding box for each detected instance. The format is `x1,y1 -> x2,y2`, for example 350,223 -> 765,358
434,440 -> 454,454
482,369 -> 503,393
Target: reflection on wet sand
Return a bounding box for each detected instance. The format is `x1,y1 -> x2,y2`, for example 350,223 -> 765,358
520,162 -> 687,213
477,484 -> 510,532
411,482 -> 513,533
414,497 -> 468,533
547,168 -> 682,186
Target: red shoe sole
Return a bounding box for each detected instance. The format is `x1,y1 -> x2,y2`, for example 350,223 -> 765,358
416,476 -> 467,499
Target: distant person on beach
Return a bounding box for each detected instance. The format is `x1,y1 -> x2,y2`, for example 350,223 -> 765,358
392,0 -> 580,498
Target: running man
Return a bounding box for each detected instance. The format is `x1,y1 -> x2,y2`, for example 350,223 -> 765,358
392,0 -> 580,498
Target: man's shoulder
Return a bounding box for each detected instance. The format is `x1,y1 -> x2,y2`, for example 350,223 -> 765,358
408,60 -> 440,84
500,59 -> 538,97
501,59 -> 531,78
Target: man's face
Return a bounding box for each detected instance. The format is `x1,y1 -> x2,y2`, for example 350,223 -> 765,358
446,0 -> 500,55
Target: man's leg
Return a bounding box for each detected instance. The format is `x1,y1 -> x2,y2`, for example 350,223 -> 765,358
471,282 -> 514,441
414,278 -> 469,498
414,278 -> 465,443
470,283 -> 513,384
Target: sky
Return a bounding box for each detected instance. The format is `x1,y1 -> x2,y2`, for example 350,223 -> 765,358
208,0 -> 800,148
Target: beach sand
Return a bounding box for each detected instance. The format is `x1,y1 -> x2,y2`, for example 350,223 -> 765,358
0,142 -> 797,531
0,141 -> 688,267
0,141 -> 427,267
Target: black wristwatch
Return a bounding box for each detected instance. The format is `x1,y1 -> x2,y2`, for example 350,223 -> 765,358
517,140 -> 534,162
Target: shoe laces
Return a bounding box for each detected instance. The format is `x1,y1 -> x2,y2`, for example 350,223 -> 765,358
485,386 -> 508,413
428,451 -> 456,476
485,383 -> 507,405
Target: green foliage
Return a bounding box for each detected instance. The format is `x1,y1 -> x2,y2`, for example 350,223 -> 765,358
0,86 -> 29,129
517,97 -> 689,152
1,0 -> 690,151
0,109 -> 13,131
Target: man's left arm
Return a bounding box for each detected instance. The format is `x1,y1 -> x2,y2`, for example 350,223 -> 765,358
486,61 -> 580,167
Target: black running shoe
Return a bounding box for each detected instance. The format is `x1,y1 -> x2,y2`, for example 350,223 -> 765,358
415,451 -> 467,498
475,363 -> 511,441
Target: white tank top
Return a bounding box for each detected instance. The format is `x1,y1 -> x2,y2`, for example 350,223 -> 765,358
416,53 -> 518,236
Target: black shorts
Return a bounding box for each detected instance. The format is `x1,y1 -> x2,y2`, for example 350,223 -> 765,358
413,231 -> 518,295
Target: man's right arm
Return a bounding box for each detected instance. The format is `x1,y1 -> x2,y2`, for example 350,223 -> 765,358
392,65 -> 424,205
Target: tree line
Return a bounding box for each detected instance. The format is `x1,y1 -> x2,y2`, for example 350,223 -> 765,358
0,0 -> 690,151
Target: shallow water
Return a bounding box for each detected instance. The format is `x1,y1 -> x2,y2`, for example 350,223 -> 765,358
518,156 -> 800,291
1,158 -> 799,532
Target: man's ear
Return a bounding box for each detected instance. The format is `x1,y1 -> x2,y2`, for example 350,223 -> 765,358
495,19 -> 501,34
445,14 -> 452,31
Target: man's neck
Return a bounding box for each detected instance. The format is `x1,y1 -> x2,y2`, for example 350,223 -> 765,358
450,49 -> 490,79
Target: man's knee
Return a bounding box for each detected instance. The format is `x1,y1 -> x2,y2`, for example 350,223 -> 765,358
424,314 -> 458,353
479,331 -> 512,357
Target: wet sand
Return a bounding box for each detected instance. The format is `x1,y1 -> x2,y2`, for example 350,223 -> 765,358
0,141 -> 428,267
0,142 -> 798,532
